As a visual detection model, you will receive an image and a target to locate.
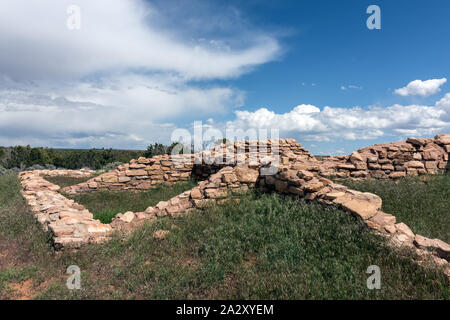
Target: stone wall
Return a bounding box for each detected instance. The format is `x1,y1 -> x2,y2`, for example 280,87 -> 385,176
19,170 -> 111,248
62,139 -> 312,194
317,134 -> 450,179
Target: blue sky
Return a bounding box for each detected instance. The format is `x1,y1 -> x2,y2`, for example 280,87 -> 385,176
0,0 -> 449,154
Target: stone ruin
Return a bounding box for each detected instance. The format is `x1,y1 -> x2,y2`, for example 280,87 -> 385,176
18,134 -> 450,276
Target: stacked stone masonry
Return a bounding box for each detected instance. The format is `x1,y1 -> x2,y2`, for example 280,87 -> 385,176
317,134 -> 450,179
19,169 -> 112,248
19,135 -> 450,277
62,139 -> 312,194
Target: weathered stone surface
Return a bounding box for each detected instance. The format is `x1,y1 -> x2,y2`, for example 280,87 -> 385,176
368,211 -> 396,231
324,191 -> 346,200
333,192 -> 381,220
102,175 -> 118,183
234,165 -> 259,183
337,163 -> 356,170
297,169 -> 315,180
204,188 -> 227,199
190,187 -> 203,199
349,152 -> 363,162
126,169 -> 147,176
120,211 -> 135,223
395,222 -> 415,240
434,239 -> 450,260
129,163 -> 146,169
414,235 -> 450,260
304,181 -> 324,192
404,161 -> 425,169
222,173 -> 238,183
389,171 -> 406,179
435,134 -> 450,145
407,138 -> 427,146
118,176 -> 131,183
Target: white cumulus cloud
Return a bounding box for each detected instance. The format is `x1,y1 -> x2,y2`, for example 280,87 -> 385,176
394,78 -> 447,97
224,97 -> 450,142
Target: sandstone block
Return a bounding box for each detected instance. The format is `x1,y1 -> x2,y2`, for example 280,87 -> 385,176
204,188 -> 227,199
126,169 -> 147,176
190,187 -> 203,199
297,169 -> 315,180
88,182 -> 98,189
404,161 -> 425,169
324,191 -> 346,200
337,163 -> 356,170
367,156 -> 378,163
120,211 -> 135,223
389,172 -> 406,179
435,134 -> 450,145
425,161 -> 437,169
407,138 -> 427,146
334,192 -> 381,220
129,163 -> 146,169
381,164 -> 394,171
304,181 -> 324,192
423,149 -> 441,161
156,201 -> 169,211
87,224 -> 111,234
395,222 -> 414,239
349,152 -> 363,163
368,163 -> 381,170
351,171 -> 368,178
102,175 -> 118,183
235,166 -> 259,183
118,176 -> 131,183
222,173 -> 238,183
368,211 -> 396,231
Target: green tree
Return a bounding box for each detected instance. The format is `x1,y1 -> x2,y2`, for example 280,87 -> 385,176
144,143 -> 168,158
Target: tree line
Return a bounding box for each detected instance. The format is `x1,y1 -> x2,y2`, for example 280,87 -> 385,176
0,140 -> 224,170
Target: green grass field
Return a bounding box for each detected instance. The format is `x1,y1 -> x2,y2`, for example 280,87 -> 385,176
338,173 -> 450,243
44,175 -> 97,188
65,180 -> 197,223
0,173 -> 448,299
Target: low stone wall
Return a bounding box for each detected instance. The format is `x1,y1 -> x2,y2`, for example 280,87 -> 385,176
19,170 -> 111,248
318,134 -> 450,179
109,165 -> 260,232
62,139 -> 312,194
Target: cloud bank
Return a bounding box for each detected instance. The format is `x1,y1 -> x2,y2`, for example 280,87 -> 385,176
224,96 -> 450,142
